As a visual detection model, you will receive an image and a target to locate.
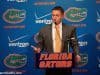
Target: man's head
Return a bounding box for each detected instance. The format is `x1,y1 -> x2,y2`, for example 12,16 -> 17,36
52,6 -> 64,25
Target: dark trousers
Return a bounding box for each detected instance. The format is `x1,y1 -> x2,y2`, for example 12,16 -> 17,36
45,68 -> 72,75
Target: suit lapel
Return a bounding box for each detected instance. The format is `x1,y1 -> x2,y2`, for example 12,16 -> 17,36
62,24 -> 64,51
47,24 -> 53,52
62,24 -> 67,51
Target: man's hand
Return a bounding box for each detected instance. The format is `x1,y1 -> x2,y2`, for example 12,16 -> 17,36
75,55 -> 81,63
31,45 -> 41,53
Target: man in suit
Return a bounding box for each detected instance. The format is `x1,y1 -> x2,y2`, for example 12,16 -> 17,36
32,6 -> 81,75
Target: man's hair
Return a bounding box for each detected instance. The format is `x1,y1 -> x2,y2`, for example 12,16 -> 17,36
52,6 -> 64,14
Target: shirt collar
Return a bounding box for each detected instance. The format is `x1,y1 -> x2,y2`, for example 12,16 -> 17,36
52,22 -> 62,28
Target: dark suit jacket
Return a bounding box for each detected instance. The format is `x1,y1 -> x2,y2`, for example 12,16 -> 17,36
36,23 -> 79,55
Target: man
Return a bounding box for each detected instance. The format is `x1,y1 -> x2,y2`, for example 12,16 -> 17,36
32,6 -> 81,75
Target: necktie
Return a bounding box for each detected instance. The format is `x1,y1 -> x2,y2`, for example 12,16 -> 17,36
54,25 -> 62,53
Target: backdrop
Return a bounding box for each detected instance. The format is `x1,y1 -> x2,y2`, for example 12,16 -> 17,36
0,0 -> 100,75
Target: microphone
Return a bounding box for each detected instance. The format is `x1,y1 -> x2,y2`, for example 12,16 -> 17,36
66,37 -> 76,56
67,38 -> 70,54
67,37 -> 75,53
71,37 -> 75,40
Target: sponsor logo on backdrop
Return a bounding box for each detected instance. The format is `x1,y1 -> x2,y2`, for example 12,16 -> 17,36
8,35 -> 29,47
97,45 -> 100,50
77,33 -> 87,39
64,7 -> 87,22
34,1 -> 55,6
75,0 -> 85,1
97,46 -> 100,50
3,9 -> 26,24
7,0 -> 27,2
78,41 -> 88,47
76,53 -> 88,67
97,10 -> 100,22
96,32 -> 100,43
96,0 -> 100,3
0,71 -> 23,74
77,34 -> 88,46
35,12 -> 52,24
3,9 -> 26,29
96,32 -> 100,50
4,25 -> 25,29
71,23 -> 86,28
97,57 -> 100,68
4,54 -> 27,69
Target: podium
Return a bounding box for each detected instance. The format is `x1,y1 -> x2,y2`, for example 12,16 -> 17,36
35,53 -> 75,69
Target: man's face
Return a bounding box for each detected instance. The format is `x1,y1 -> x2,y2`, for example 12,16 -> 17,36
52,10 -> 64,25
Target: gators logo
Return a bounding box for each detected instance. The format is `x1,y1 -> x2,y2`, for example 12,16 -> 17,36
3,9 -> 26,24
76,53 -> 88,67
4,54 -> 27,69
64,7 -> 87,22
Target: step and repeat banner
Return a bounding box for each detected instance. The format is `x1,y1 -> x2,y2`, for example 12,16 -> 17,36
0,0 -> 100,75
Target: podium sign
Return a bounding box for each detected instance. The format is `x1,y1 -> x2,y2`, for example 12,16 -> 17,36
35,53 -> 74,69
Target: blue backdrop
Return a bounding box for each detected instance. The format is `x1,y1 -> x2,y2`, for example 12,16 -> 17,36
0,0 -> 100,75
